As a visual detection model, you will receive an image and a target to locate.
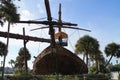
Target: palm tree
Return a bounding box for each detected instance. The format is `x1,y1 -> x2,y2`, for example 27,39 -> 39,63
75,35 -> 99,66
0,0 -> 20,26
95,52 -> 105,73
90,49 -> 104,72
0,41 -> 7,76
8,59 -> 15,68
16,47 -> 31,71
15,56 -> 24,70
18,47 -> 31,61
0,41 -> 7,56
0,0 -> 20,77
104,42 -> 120,67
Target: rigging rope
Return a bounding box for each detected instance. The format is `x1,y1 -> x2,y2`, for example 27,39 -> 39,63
69,30 -> 77,38
32,17 -> 47,21
77,30 -> 81,38
37,29 -> 42,54
63,28 -> 75,52
68,38 -> 75,52
52,17 -> 73,24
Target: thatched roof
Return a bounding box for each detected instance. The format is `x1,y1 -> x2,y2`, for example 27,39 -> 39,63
33,45 -> 88,75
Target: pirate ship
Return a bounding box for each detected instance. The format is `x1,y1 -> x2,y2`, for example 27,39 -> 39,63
0,0 -> 90,75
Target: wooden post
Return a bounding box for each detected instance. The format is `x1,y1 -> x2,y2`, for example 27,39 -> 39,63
23,28 -> 28,73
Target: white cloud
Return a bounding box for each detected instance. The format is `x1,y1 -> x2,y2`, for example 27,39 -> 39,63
37,4 -> 45,14
20,10 -> 34,20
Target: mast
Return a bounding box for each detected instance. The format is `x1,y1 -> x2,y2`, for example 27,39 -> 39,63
58,3 -> 62,32
44,0 -> 55,47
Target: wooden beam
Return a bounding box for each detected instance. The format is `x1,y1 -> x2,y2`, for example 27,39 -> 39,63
0,31 -> 51,43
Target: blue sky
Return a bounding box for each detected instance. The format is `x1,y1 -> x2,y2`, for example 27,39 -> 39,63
0,0 -> 120,69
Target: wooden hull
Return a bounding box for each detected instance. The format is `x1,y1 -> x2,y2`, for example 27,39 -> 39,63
33,45 -> 88,75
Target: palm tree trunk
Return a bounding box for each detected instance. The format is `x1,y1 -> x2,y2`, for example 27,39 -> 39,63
83,53 -> 85,62
2,55 -> 6,77
96,55 -> 113,74
96,60 -> 99,72
2,22 -> 10,78
11,63 -> 14,68
95,60 -> 100,74
86,53 -> 89,66
105,55 -> 113,67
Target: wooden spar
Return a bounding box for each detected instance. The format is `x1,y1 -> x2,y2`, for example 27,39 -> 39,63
14,21 -> 77,26
29,3 -> 91,32
0,31 -> 51,43
30,26 -> 91,32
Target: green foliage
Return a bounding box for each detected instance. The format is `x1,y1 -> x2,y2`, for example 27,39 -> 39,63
104,42 -> 120,67
0,0 -> 20,26
0,67 -> 3,71
13,68 -> 32,77
110,64 -> 120,72
15,47 -> 31,70
75,35 -> 102,67
99,65 -> 110,74
18,47 -> 31,61
14,69 -> 27,76
5,75 -> 34,80
89,66 -> 97,73
0,41 -> 7,56
8,59 -> 15,68
118,73 -> 120,80
105,42 -> 120,57
0,76 -> 4,80
75,35 -> 106,74
75,35 -> 99,54
84,74 -> 110,80
62,75 -> 80,80
3,74 -> 110,80
89,63 -> 111,74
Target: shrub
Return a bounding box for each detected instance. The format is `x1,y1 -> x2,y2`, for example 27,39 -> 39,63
0,76 -> 4,80
118,73 -> 120,80
3,74 -> 110,80
13,69 -> 32,76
